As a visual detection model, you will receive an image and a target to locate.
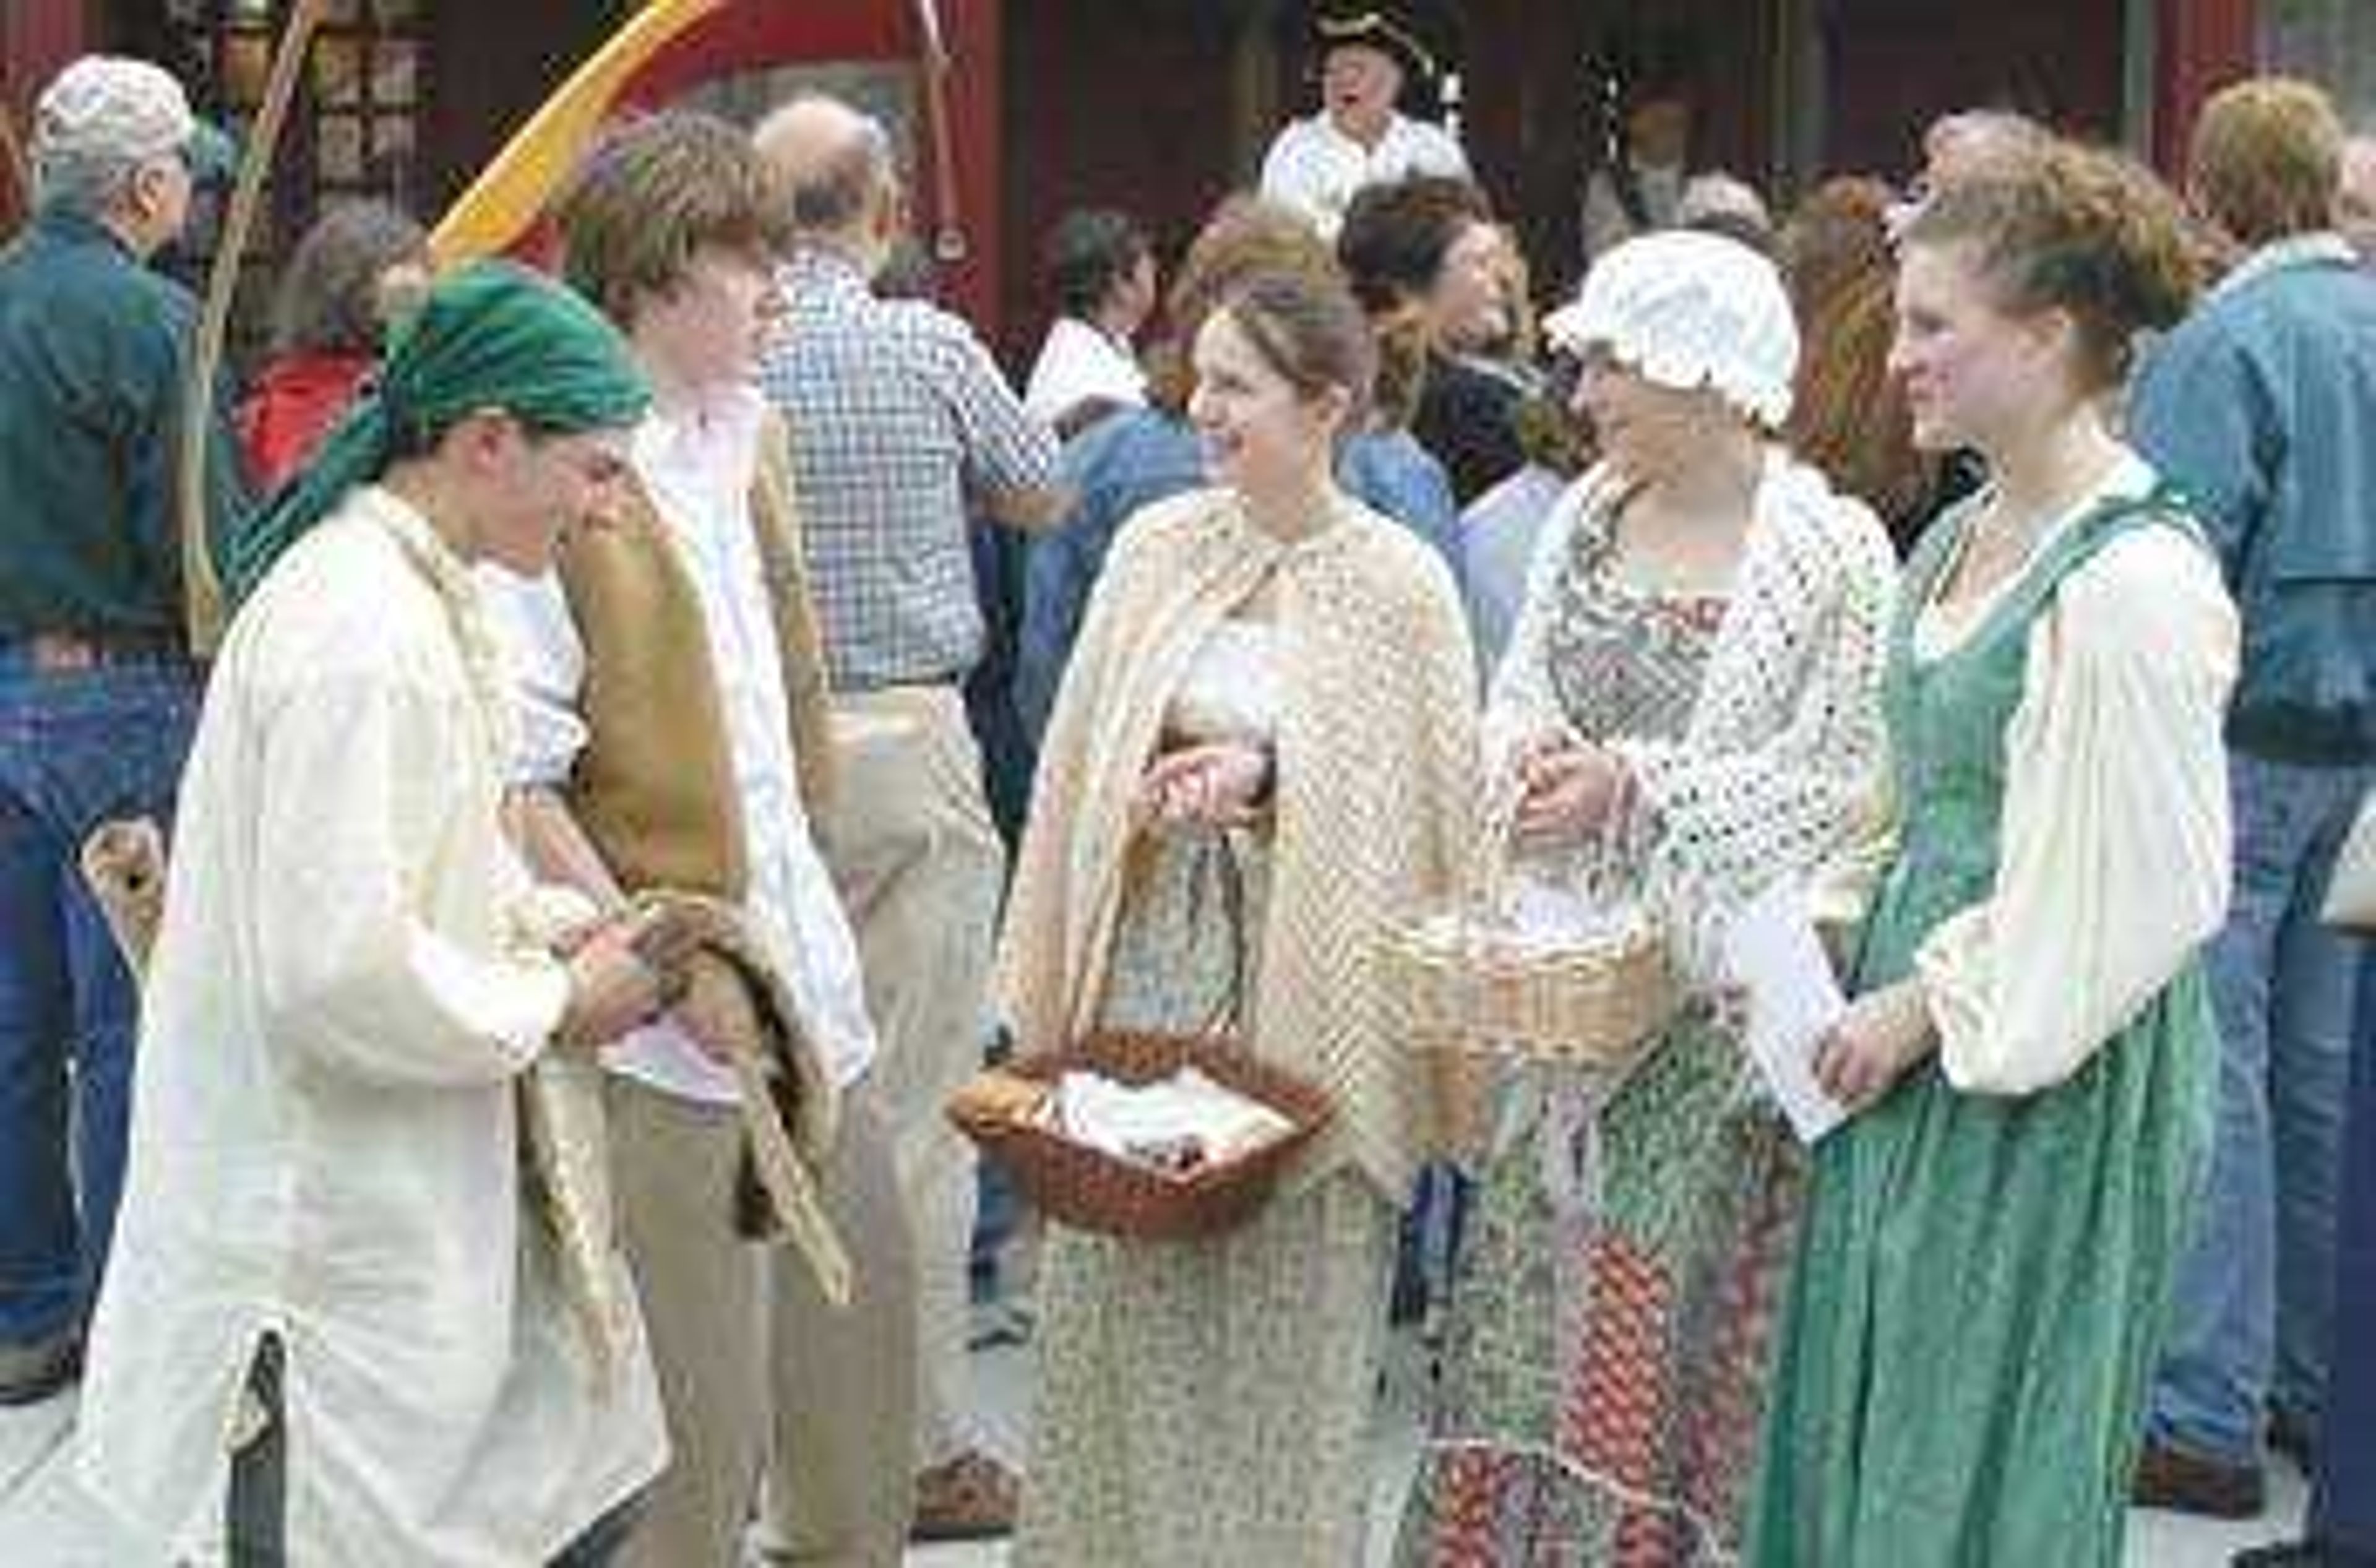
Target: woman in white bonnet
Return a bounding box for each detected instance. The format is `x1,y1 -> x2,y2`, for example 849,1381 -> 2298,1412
1395,229 -> 1898,1566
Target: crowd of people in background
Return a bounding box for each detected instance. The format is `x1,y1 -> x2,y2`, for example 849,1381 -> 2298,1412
3,2 -> 2375,1565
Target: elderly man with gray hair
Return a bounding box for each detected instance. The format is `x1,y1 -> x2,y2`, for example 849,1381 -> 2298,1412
0,54 -> 245,1408
752,92 -> 1060,1545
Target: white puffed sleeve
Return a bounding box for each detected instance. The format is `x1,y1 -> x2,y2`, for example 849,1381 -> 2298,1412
1916,525 -> 2237,1095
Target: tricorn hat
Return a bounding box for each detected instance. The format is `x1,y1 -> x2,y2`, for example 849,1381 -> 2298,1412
1311,4 -> 1442,84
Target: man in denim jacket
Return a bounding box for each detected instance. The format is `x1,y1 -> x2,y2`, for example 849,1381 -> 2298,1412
2132,77 -> 2376,1519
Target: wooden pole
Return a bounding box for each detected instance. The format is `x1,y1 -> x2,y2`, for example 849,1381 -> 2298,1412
911,0 -> 968,264
0,103 -> 27,241
179,0 -> 329,652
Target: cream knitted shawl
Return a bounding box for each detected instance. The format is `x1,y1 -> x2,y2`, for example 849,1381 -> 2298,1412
999,487 -> 1478,1204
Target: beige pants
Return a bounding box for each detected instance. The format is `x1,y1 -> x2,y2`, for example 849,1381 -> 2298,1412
809,686 -> 1005,1469
608,1077 -> 916,1567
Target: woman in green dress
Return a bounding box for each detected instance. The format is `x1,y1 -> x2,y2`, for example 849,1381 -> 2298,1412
1751,141 -> 2239,1566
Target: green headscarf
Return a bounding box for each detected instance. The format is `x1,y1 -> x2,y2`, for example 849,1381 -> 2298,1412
226,258 -> 650,602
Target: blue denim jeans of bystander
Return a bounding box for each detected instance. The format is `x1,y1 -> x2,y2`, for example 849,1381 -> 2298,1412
2309,949 -> 2376,1551
0,655 -> 199,1355
2151,751 -> 2373,1465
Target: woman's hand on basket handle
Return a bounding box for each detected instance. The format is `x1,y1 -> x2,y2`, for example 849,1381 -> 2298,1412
1511,741 -> 1631,847
1136,740 -> 1273,829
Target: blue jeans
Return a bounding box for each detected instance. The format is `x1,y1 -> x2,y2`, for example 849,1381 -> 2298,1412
2312,949 -> 2376,1550
0,656 -> 197,1349
2150,751 -> 2372,1464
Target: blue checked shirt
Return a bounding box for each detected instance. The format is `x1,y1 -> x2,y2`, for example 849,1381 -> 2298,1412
759,249 -> 1058,689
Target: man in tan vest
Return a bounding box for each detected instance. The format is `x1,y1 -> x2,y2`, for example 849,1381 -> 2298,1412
483,112 -> 917,1567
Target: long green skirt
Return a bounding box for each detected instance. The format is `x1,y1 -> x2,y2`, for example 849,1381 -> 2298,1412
1749,973 -> 2215,1567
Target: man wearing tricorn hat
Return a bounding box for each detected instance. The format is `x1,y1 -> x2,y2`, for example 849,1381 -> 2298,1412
1580,30 -> 1700,263
1259,2 -> 1470,240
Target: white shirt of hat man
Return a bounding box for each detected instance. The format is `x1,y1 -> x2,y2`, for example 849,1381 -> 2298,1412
1259,38 -> 1470,240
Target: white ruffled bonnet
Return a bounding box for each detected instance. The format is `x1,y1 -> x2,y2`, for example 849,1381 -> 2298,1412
1542,229 -> 1799,428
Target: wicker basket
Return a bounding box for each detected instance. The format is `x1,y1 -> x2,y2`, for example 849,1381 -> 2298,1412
1384,785 -> 1675,1068
947,1029 -> 1332,1241
1385,908 -> 1672,1067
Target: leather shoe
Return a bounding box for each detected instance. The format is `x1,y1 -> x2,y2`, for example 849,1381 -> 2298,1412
2133,1437 -> 2266,1519
0,1330 -> 82,1408
910,1447 -> 1018,1541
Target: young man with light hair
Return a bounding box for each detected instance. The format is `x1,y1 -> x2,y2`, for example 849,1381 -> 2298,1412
488,110 -> 918,1566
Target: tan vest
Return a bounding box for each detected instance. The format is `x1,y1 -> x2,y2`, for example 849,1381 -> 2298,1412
557,411 -> 835,900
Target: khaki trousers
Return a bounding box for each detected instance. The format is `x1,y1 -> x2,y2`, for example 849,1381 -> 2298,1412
608,1077 -> 916,1568
809,686 -> 1005,1468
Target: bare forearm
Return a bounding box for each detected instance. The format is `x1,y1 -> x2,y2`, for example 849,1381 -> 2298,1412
506,786 -> 629,914
983,483 -> 1074,533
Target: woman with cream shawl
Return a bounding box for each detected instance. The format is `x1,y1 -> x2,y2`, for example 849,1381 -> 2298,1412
999,267 -> 1475,1565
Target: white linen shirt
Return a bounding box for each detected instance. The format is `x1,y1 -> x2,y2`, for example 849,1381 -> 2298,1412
481,389 -> 878,1102
1022,315 -> 1147,429
1257,111 -> 1471,239
75,488 -> 666,1566
1911,455 -> 2239,1094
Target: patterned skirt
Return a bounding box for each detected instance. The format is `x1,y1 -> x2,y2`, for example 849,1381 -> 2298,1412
1011,828 -> 1396,1568
1395,1009 -> 1804,1567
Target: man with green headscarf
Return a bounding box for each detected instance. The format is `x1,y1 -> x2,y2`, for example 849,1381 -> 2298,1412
75,261 -> 687,1566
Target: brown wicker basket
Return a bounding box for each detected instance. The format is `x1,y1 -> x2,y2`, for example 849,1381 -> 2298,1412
947,1029 -> 1332,1241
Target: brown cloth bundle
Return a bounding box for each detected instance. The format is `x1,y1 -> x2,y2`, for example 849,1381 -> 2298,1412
77,823 -> 852,1386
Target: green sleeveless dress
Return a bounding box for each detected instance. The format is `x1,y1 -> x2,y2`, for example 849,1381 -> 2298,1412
1749,489 -> 2219,1567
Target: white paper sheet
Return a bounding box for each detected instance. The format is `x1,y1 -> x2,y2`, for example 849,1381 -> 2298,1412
1720,879 -> 1852,1144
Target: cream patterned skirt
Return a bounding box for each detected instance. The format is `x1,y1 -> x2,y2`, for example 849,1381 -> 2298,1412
1012,828 -> 1395,1567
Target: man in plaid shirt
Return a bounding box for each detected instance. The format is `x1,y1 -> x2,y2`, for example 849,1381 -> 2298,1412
754,93 -> 1061,1546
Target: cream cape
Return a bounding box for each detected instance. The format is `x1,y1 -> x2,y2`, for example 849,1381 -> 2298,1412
999,487 -> 1477,1202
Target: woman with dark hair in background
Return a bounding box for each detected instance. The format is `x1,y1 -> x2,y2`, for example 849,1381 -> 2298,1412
1022,206 -> 1156,438
1579,37 -> 1697,265
1339,174 -> 1535,506
238,199 -> 429,489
